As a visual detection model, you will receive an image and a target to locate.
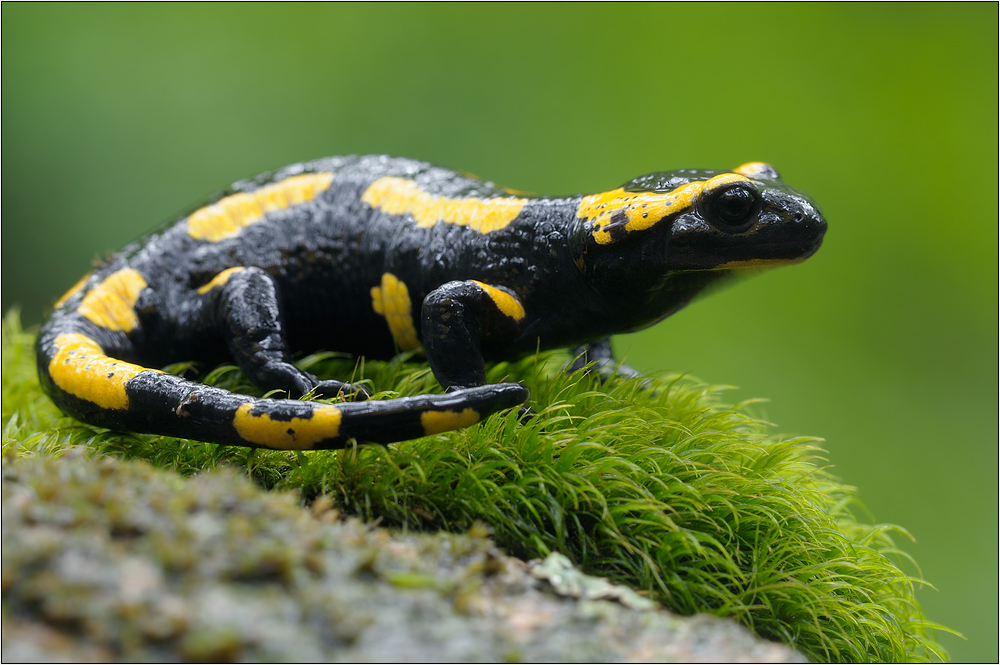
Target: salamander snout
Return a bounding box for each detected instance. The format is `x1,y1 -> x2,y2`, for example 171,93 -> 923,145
783,192 -> 826,261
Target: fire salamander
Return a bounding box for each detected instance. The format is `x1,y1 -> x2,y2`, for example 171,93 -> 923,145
37,156 -> 826,450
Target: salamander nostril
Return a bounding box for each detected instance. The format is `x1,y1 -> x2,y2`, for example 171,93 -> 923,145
794,212 -> 804,222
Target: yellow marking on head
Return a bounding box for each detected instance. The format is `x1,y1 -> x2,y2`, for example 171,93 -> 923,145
187,172 -> 335,242
471,281 -> 525,321
77,268 -> 148,332
580,173 -> 751,245
233,402 -> 342,450
362,177 -> 528,234
734,162 -> 775,179
421,408 -> 480,435
53,271 -> 93,309
196,267 -> 246,294
370,272 -> 423,352
703,173 -> 750,190
48,333 -> 151,409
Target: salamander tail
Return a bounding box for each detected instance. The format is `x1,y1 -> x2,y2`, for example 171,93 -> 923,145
37,325 -> 528,450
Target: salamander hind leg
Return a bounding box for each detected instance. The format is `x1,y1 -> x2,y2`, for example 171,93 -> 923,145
200,266 -> 370,400
567,338 -> 643,382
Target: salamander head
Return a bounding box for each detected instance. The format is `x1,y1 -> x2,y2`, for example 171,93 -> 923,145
572,162 -> 826,290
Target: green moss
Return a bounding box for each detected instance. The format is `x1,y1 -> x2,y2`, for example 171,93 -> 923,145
3,310 -> 952,662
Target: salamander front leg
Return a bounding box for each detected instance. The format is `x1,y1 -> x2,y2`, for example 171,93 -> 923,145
421,280 -> 528,390
205,266 -> 369,400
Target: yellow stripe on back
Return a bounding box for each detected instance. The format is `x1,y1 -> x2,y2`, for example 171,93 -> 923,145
187,172 -> 335,242
370,272 -> 423,352
233,402 -> 343,450
471,281 -> 525,321
362,177 -> 528,234
48,333 -> 151,410
580,173 -> 750,245
77,268 -> 148,332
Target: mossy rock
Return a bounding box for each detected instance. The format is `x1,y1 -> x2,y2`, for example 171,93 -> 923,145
3,450 -> 806,662
2,311 -> 951,662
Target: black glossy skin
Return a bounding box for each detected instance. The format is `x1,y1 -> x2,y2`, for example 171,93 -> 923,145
36,156 -> 826,450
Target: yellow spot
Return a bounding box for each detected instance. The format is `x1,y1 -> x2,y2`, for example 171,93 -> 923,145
370,273 -> 422,352
196,267 -> 246,294
362,177 -> 527,234
233,402 -> 342,450
421,408 -> 480,435
471,281 -> 525,321
580,173 -> 750,245
48,333 -> 151,410
77,268 -> 148,332
187,172 -> 335,242
53,272 -> 93,309
734,162 -> 775,179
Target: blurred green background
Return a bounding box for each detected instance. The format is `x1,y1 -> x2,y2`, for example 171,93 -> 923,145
3,4 -> 996,660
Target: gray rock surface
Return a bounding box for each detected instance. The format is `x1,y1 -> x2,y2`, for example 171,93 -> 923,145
2,450 -> 804,663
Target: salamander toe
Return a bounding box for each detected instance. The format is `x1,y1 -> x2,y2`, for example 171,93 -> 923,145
313,380 -> 372,401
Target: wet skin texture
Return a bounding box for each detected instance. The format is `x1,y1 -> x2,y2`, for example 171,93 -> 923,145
36,156 -> 826,451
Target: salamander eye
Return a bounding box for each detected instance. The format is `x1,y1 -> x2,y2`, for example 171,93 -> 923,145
703,184 -> 759,232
